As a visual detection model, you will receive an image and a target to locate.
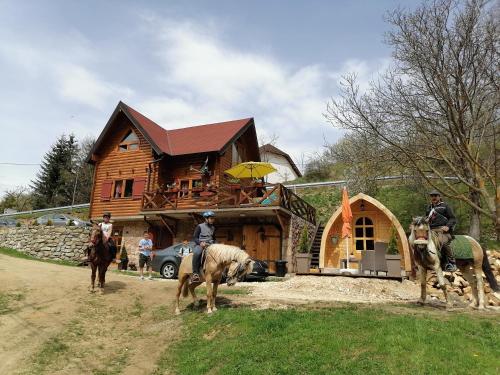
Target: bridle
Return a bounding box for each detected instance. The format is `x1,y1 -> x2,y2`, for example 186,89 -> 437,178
90,227 -> 103,246
411,217 -> 437,256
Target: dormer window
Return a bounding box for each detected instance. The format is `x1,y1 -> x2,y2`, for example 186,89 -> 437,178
118,130 -> 139,152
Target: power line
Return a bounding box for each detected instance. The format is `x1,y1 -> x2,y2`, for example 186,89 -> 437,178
0,162 -> 40,166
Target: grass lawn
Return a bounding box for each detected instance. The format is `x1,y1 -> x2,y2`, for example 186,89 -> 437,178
155,305 -> 500,375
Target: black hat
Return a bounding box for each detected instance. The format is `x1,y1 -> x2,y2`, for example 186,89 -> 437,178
428,189 -> 441,196
103,212 -> 111,218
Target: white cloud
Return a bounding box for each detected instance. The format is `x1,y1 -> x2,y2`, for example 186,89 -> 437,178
136,17 -> 350,164
54,63 -> 133,109
0,36 -> 134,109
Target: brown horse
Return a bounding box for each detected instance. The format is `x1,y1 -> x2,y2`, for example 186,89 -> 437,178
409,217 -> 493,309
88,224 -> 113,294
175,244 -> 254,315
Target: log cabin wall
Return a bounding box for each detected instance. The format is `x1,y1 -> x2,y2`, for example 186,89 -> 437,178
90,114 -> 157,219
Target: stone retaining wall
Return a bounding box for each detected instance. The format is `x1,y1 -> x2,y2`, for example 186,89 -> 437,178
0,226 -> 90,262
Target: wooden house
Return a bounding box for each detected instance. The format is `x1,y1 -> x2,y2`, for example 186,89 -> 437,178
87,102 -> 316,273
319,193 -> 412,277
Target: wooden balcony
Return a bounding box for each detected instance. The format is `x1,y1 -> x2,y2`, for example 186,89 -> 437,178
141,183 -> 316,224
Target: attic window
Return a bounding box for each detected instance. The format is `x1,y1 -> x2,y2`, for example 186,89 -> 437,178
119,130 -> 139,152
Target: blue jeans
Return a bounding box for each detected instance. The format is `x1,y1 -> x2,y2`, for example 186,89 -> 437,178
192,245 -> 203,275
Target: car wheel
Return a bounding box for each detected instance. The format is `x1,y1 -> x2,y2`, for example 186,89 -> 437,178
160,262 -> 177,279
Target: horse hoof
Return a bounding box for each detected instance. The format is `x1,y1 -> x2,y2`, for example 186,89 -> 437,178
175,309 -> 181,316
212,306 -> 218,312
99,289 -> 104,295
207,309 -> 213,314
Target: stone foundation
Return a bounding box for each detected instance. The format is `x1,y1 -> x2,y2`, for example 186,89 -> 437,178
0,226 -> 90,261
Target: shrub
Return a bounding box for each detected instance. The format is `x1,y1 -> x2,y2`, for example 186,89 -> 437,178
15,222 -> 21,227
297,226 -> 310,253
386,227 -> 399,255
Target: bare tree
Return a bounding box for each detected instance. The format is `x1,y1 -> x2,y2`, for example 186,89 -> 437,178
0,186 -> 33,212
325,0 -> 499,239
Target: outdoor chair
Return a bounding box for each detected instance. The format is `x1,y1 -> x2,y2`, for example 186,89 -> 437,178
374,242 -> 388,276
360,250 -> 375,275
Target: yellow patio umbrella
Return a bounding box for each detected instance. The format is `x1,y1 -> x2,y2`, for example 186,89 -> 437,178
224,162 -> 277,179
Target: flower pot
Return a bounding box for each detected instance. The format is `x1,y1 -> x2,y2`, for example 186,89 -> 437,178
296,253 -> 312,274
385,254 -> 401,277
229,184 -> 241,191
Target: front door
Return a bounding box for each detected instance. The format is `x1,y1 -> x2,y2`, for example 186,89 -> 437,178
148,225 -> 173,250
243,225 -> 281,273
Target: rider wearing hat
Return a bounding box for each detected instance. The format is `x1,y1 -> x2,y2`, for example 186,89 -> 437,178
425,190 -> 457,272
100,212 -> 117,261
191,211 -> 216,282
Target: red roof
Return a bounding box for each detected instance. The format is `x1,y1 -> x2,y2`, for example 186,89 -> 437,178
121,102 -> 252,156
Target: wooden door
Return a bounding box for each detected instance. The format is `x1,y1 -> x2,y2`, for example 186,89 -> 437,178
148,225 -> 173,250
243,225 -> 281,273
112,226 -> 123,260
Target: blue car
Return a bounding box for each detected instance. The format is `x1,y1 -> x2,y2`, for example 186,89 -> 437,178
151,242 -> 269,280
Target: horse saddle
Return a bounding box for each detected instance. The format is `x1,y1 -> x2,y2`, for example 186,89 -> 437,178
450,235 -> 473,259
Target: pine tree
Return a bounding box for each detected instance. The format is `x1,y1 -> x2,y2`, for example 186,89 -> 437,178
31,134 -> 79,209
72,136 -> 95,205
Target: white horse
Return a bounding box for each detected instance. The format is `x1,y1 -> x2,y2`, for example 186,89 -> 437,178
175,244 -> 254,315
409,217 -> 492,309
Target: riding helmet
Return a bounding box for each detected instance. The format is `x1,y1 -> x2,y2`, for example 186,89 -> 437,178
103,212 -> 112,218
203,211 -> 215,218
428,189 -> 441,196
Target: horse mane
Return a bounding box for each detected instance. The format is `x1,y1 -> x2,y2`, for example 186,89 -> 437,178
206,244 -> 249,265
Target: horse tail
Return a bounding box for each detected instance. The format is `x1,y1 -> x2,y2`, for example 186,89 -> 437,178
481,243 -> 499,292
182,279 -> 189,298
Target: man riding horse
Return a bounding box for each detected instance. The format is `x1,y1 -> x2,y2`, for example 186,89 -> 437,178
425,189 -> 457,272
191,211 -> 216,283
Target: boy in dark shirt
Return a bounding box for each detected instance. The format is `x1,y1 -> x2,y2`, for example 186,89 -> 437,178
191,211 -> 216,282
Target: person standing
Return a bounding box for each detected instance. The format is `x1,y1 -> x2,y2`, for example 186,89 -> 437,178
138,231 -> 154,280
425,190 -> 457,272
177,239 -> 192,258
191,211 -> 216,282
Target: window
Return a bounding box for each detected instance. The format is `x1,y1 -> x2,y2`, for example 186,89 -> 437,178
124,179 -> 133,197
231,143 -> 242,166
354,217 -> 375,251
118,130 -> 139,152
113,179 -> 134,198
114,180 -> 123,198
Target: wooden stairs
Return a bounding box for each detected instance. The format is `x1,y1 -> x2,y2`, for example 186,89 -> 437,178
310,224 -> 325,268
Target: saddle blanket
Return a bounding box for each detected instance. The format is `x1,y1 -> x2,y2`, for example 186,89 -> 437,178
450,235 -> 473,259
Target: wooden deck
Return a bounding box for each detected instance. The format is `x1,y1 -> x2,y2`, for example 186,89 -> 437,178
141,183 -> 316,224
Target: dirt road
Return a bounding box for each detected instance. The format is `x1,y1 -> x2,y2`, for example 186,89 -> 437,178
0,254 -> 182,375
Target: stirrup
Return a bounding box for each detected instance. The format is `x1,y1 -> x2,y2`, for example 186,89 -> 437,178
444,263 -> 457,272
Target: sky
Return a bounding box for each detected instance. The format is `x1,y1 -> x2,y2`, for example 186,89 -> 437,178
0,0 -> 418,197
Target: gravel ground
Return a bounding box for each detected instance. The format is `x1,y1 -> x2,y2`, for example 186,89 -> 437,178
250,276 -> 421,304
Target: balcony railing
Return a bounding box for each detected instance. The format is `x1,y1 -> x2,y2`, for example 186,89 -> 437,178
141,183 -> 316,224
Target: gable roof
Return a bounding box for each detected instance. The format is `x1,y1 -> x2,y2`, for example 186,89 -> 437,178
259,144 -> 302,177
88,101 -> 255,162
